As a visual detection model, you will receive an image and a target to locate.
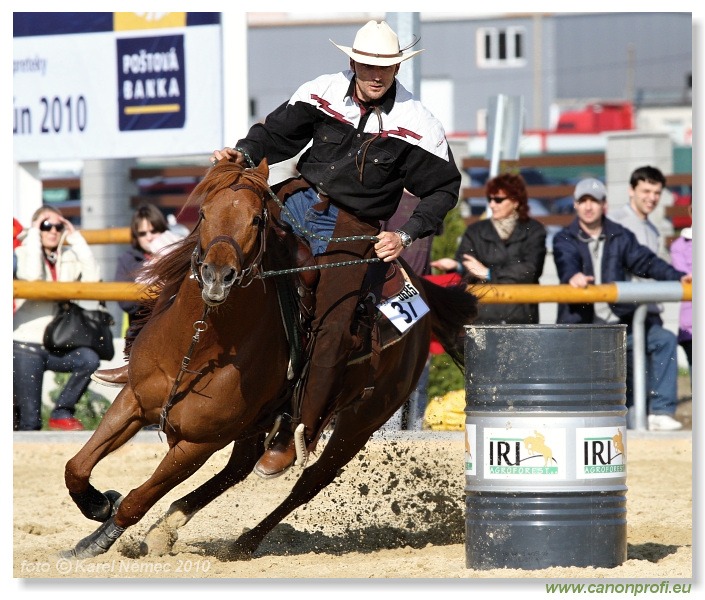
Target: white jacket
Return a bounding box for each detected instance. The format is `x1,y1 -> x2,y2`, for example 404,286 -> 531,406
13,227 -> 101,344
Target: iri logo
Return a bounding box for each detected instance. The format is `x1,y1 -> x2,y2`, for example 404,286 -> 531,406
577,427 -> 627,478
484,428 -> 566,479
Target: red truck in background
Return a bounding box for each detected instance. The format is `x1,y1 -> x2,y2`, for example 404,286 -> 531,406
556,101 -> 634,133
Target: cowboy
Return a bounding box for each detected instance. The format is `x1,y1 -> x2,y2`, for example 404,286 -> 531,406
94,20 -> 461,477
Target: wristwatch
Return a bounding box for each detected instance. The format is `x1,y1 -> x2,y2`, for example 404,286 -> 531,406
395,230 -> 413,248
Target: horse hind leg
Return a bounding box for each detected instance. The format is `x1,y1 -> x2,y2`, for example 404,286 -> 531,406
230,408 -> 386,559
141,435 -> 264,557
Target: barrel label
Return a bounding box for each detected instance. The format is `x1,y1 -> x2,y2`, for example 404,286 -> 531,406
576,427 -> 627,478
464,424 -> 476,475
483,428 -> 566,479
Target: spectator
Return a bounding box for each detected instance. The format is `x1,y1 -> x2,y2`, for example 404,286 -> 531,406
608,165 -> 688,427
670,202 -> 692,381
115,203 -> 182,327
91,205 -> 187,388
431,172 -> 547,324
553,178 -> 691,431
13,206 -> 102,431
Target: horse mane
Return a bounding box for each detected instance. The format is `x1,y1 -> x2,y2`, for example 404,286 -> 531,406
124,161 -> 270,355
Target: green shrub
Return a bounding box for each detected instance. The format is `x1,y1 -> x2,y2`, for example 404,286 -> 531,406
426,204 -> 468,399
43,372 -> 111,430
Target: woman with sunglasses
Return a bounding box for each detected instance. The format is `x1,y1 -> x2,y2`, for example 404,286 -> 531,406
13,205 -> 101,431
91,204 -> 187,389
431,173 -> 547,324
114,203 -> 171,327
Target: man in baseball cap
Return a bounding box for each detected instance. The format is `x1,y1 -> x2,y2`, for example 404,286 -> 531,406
553,177 -> 690,431
573,177 -> 607,202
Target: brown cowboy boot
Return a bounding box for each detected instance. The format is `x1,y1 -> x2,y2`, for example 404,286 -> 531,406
90,364 -> 129,387
253,428 -> 298,479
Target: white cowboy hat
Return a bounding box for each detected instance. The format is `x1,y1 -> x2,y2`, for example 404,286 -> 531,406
331,20 -> 424,67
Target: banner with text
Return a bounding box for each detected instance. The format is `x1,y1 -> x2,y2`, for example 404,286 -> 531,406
13,12 -> 235,162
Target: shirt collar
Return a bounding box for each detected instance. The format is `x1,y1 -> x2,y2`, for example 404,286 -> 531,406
346,74 -> 397,115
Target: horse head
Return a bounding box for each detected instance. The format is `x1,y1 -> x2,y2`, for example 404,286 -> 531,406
192,158 -> 270,306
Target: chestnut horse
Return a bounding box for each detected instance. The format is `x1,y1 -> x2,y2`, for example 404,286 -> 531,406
61,159 -> 478,560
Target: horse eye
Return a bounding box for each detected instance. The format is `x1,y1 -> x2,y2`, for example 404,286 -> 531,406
253,215 -> 262,227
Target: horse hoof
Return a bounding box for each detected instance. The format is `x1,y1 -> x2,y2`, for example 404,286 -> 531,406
65,516 -> 126,559
141,522 -> 178,557
227,528 -> 260,560
70,486 -> 122,522
105,490 -> 123,516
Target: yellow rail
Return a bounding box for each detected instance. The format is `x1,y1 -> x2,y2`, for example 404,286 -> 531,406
13,280 -> 691,303
79,228 -> 132,245
42,227 -> 134,245
13,281 -> 151,302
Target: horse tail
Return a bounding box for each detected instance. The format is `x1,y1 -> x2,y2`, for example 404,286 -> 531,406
418,277 -> 479,371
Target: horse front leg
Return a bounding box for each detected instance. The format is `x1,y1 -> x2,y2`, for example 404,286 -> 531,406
62,438 -> 228,559
141,434 -> 264,556
64,385 -> 146,522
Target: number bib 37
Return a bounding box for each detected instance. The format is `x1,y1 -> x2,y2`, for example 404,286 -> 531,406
376,281 -> 429,333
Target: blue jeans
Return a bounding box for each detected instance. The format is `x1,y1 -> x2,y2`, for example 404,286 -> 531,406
13,342 -> 100,430
626,322 -> 679,416
280,188 -> 339,256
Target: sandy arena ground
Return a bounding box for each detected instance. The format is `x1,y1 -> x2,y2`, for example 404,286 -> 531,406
12,428 -> 693,593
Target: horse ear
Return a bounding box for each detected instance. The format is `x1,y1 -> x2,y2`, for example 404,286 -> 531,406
256,158 -> 269,180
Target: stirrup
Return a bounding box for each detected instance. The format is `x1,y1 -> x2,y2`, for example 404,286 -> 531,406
293,423 -> 309,467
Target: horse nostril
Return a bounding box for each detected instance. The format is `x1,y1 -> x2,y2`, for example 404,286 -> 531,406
222,267 -> 237,285
200,264 -> 214,285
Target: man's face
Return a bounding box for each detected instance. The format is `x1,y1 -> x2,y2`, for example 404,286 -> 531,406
575,196 -> 605,229
352,61 -> 399,103
629,179 -> 663,218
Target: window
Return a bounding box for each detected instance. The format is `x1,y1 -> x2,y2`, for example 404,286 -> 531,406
477,27 -> 526,68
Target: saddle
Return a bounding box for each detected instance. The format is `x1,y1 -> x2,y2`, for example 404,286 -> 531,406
268,215 -> 409,373
268,176 -> 410,372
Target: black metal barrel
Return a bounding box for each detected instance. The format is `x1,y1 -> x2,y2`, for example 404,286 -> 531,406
464,324 -> 628,570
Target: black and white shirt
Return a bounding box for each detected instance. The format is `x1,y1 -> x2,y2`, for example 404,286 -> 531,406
236,70 -> 461,241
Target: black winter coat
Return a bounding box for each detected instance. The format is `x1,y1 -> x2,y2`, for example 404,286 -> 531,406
552,217 -> 685,325
455,218 -> 547,324
114,247 -> 148,322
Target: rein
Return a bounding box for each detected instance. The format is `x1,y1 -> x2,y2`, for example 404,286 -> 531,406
159,306 -> 210,434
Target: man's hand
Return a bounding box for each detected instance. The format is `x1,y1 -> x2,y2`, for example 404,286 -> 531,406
210,147 -> 245,167
681,273 -> 692,284
568,272 -> 594,288
374,231 -> 405,263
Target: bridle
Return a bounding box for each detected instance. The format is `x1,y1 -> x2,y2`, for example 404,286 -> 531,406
190,182 -> 268,290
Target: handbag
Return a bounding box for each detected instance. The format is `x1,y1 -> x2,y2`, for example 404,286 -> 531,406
43,301 -> 115,361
